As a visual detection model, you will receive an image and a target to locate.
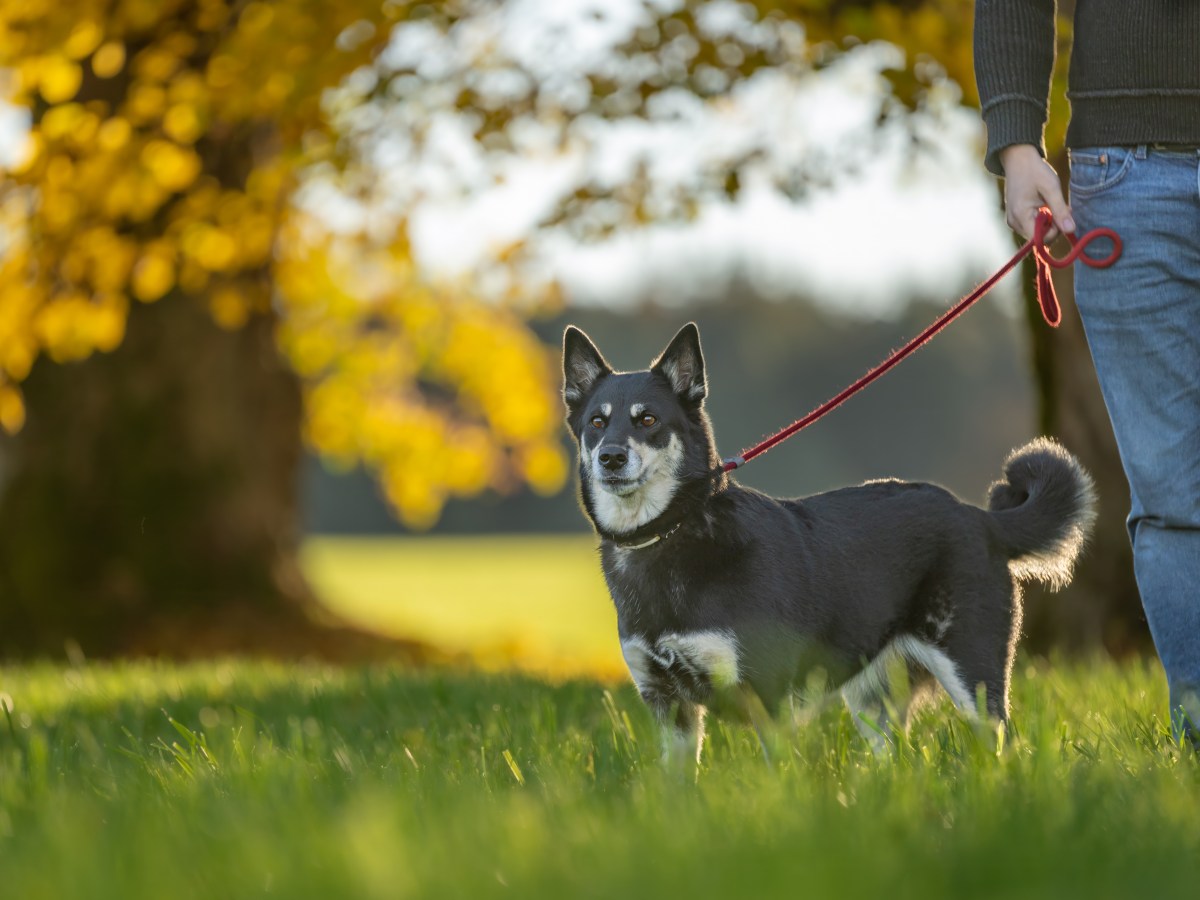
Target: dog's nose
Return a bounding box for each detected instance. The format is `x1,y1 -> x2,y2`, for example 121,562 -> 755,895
598,446 -> 628,471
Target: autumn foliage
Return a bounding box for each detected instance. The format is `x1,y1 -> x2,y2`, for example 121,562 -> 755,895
0,0 -> 566,527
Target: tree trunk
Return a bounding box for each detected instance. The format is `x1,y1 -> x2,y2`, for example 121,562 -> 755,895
1017,190 -> 1149,656
0,296 -> 425,662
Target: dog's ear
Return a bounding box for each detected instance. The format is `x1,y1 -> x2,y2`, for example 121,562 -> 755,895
652,322 -> 706,404
563,326 -> 612,408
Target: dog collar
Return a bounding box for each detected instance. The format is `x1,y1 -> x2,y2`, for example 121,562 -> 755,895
612,521 -> 682,551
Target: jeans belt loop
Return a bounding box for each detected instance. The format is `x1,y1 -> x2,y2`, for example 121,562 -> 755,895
1135,144 -> 1149,160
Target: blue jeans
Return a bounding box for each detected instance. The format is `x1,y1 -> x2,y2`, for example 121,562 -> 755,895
1069,144 -> 1200,745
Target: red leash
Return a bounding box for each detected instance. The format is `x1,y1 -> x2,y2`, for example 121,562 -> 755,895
721,209 -> 1122,472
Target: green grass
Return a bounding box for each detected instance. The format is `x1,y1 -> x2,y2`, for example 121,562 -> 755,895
1,656 -> 1198,899
2,537 -> 1198,896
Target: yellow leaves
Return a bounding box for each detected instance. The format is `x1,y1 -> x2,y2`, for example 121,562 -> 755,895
381,469 -> 443,531
63,21 -> 103,60
239,3 -> 277,36
0,277 -> 40,382
163,104 -> 204,144
797,0 -> 977,107
91,42 -> 126,78
437,315 -> 562,444
140,140 -> 201,193
97,116 -> 133,152
261,71 -> 296,109
209,285 -> 250,331
276,223 -> 567,529
127,82 -> 166,122
43,153 -> 74,185
40,103 -> 94,143
133,39 -> 190,83
3,340 -> 35,382
520,442 -> 569,496
443,428 -> 494,496
89,294 -> 129,352
32,292 -> 125,362
205,54 -> 240,91
131,246 -> 175,302
194,0 -> 233,34
71,226 -> 137,293
181,223 -> 238,271
36,55 -> 82,103
246,161 -> 290,205
102,169 -> 166,222
0,385 -> 26,435
908,7 -> 950,51
166,69 -> 207,105
286,328 -> 340,378
40,184 -> 82,235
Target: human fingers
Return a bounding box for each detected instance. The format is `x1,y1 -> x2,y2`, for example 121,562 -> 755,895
1036,172 -> 1074,243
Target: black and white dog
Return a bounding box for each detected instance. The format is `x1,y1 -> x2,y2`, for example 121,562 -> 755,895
563,322 -> 1096,762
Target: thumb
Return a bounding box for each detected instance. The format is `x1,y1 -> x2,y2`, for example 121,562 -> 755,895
1039,184 -> 1075,238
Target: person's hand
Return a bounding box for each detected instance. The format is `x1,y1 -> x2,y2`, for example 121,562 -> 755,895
999,144 -> 1074,242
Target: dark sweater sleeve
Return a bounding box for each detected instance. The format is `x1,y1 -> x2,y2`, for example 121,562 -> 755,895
973,0 -> 1057,176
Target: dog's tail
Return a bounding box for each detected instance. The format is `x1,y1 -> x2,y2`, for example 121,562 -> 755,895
986,438 -> 1097,589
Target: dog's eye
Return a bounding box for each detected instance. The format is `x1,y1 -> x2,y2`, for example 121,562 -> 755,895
639,414 -> 657,427
590,416 -> 605,429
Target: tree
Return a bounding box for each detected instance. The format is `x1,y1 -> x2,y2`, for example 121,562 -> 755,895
0,0 -> 564,657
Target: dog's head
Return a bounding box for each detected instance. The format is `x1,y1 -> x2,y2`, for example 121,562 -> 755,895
562,323 -> 720,537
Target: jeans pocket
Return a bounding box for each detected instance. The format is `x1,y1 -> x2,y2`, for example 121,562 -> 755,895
1069,146 -> 1134,197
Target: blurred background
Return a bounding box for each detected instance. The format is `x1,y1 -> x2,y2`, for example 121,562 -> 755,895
0,0 -> 1141,677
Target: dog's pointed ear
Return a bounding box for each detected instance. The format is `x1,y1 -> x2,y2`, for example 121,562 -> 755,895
563,326 -> 612,408
652,322 -> 706,403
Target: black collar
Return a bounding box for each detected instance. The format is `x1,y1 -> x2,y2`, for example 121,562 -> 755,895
609,521 -> 682,551
596,503 -> 690,550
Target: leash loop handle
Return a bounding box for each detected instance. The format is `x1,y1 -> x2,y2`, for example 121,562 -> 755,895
1029,208 -> 1123,326
1032,209 -> 1123,269
721,210 -> 1123,473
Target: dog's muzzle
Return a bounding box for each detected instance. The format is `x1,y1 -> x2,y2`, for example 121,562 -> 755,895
593,444 -> 644,494
598,445 -> 628,472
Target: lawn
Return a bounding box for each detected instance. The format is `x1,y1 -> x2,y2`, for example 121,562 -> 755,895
303,535 -> 625,679
1,538 -> 1198,899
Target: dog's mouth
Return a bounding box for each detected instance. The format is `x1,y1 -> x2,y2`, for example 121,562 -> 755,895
599,473 -> 645,495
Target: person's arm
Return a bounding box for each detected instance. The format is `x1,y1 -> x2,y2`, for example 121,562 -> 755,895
974,0 -> 1072,240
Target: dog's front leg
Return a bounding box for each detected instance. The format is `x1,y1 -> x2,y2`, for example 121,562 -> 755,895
651,697 -> 706,773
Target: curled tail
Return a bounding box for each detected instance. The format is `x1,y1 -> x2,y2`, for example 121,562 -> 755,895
987,438 -> 1097,589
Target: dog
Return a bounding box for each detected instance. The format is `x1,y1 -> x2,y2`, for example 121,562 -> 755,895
563,322 -> 1096,763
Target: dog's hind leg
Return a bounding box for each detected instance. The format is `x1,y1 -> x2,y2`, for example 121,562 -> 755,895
842,651 -> 938,754
936,576 -> 1021,724
840,649 -> 906,755
842,689 -> 892,755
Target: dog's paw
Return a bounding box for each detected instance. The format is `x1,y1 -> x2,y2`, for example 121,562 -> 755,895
657,630 -> 740,689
